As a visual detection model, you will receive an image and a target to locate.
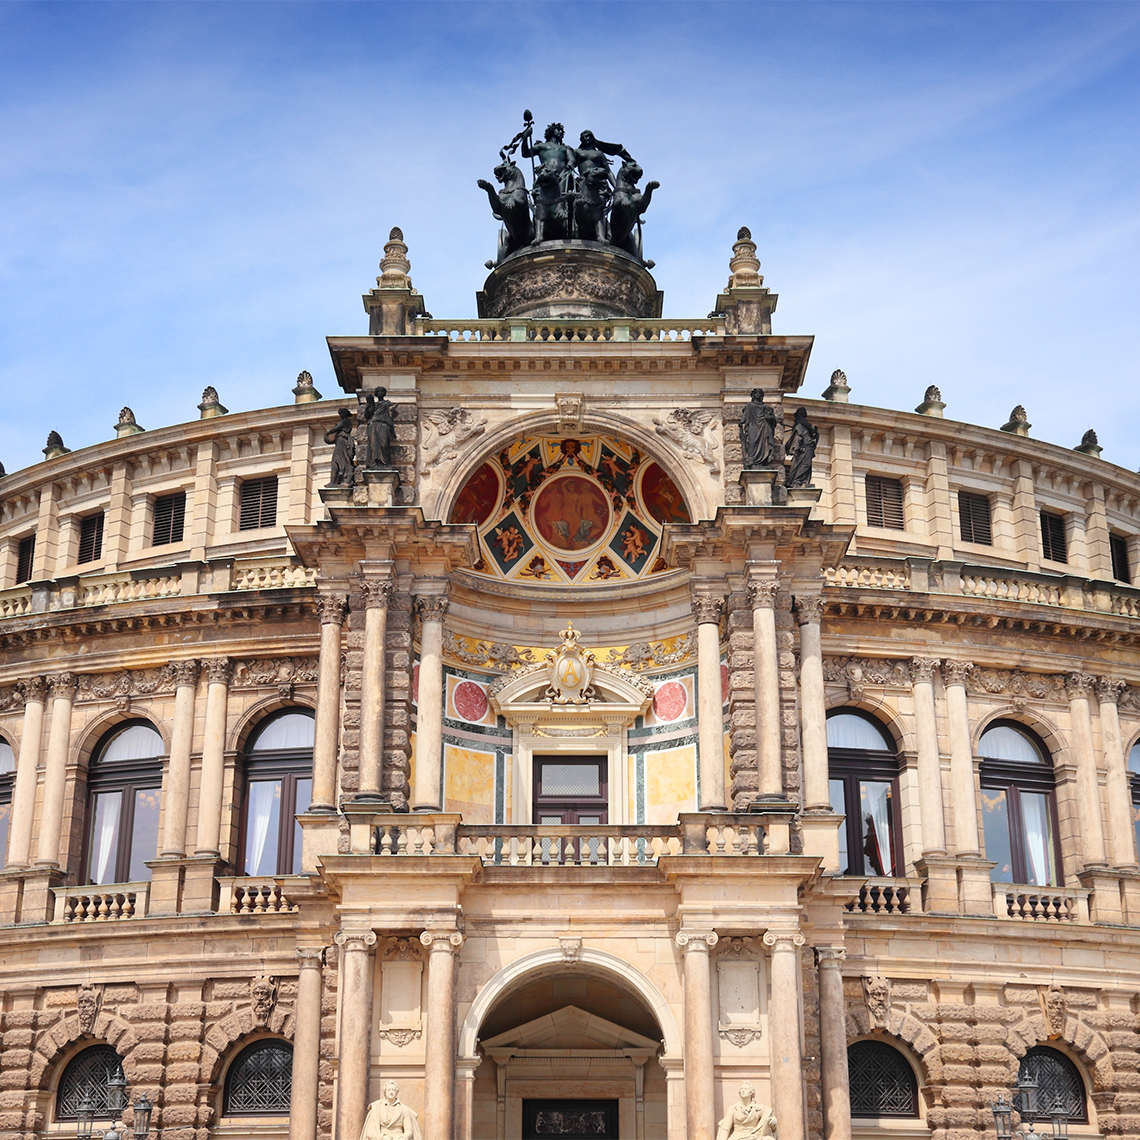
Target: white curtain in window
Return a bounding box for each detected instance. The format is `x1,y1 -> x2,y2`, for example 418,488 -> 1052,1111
90,793 -> 122,884
860,781 -> 895,876
245,781 -> 280,876
1021,792 -> 1052,886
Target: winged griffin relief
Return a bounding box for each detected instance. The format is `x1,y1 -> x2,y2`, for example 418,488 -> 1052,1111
652,407 -> 720,475
421,408 -> 488,475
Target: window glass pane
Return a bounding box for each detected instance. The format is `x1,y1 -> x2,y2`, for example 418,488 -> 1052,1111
89,791 -> 123,884
1133,801 -> 1140,868
979,725 -> 1045,764
0,799 -> 10,864
578,815 -> 602,825
1021,792 -> 1056,887
0,740 -> 14,774
540,814 -> 564,824
826,713 -> 893,751
251,713 -> 316,751
224,1040 -> 293,1115
982,787 -> 1014,882
127,787 -> 161,881
245,780 -> 282,876
1130,742 -> 1140,775
829,778 -> 849,874
100,724 -> 164,763
291,777 -> 312,874
859,780 -> 895,875
540,763 -> 600,796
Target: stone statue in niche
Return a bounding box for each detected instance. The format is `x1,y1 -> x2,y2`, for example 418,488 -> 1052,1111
785,407 -> 819,488
325,408 -> 356,486
716,1083 -> 778,1140
250,976 -> 277,1026
358,1081 -> 422,1139
739,389 -> 779,469
363,388 -> 398,469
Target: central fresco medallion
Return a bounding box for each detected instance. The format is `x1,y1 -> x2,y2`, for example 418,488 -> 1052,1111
449,434 -> 690,585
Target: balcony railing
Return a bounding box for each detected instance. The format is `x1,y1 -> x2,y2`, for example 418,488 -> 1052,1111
52,882 -> 149,922
414,316 -> 727,343
844,877 -> 923,916
993,882 -> 1090,923
219,876 -> 301,915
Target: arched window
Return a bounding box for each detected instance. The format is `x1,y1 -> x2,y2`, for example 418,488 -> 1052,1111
1128,740 -> 1140,862
848,1040 -> 918,1117
223,1040 -> 293,1115
827,711 -> 901,876
1018,1047 -> 1087,1123
240,712 -> 314,877
57,1045 -> 124,1120
979,722 -> 1060,887
85,722 -> 165,885
0,736 -> 15,864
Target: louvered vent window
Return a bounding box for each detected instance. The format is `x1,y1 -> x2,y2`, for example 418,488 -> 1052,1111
958,491 -> 993,546
152,492 -> 186,546
1111,534 -> 1131,584
865,476 -> 905,530
77,512 -> 104,564
15,535 -> 35,584
239,477 -> 278,531
1041,511 -> 1067,564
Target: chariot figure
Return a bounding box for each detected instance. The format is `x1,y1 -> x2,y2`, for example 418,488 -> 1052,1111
477,155 -> 534,261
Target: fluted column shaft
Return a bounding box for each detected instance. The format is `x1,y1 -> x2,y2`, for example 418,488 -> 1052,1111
911,657 -> 946,855
748,574 -> 782,798
765,929 -> 807,1140
1068,673 -> 1107,868
817,947 -> 851,1140
942,661 -> 980,855
35,673 -> 77,867
6,678 -> 47,868
412,592 -> 449,812
421,929 -> 463,1140
358,576 -> 394,799
334,930 -> 377,1140
692,595 -> 727,811
1097,678 -> 1137,868
795,597 -> 829,810
160,661 -> 200,857
676,930 -> 717,1140
312,594 -> 348,812
290,947 -> 326,1140
194,658 -> 232,857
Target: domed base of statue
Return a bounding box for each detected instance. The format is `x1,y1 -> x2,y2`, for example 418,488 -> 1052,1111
477,241 -> 663,320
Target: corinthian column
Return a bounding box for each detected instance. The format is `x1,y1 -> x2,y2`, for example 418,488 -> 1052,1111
816,947 -> 851,1140
35,673 -> 77,868
357,575 -> 394,801
910,657 -> 946,855
420,929 -> 464,1140
160,660 -> 200,857
691,594 -> 727,811
194,658 -> 232,857
941,660 -> 979,855
412,591 -> 449,812
290,946 -> 326,1140
1067,672 -> 1107,868
747,573 -> 783,798
675,929 -> 717,1140
794,595 -> 829,810
334,930 -> 377,1140
6,677 -> 47,868
1097,677 -> 1137,868
764,929 -> 806,1140
311,594 -> 348,812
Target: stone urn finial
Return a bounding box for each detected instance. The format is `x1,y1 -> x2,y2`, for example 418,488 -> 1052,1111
1074,429 -> 1102,458
379,226 -> 412,289
726,226 -> 762,290
115,407 -> 145,437
821,368 -> 850,403
1000,405 -> 1031,436
198,386 -> 229,419
43,430 -> 70,459
293,370 -> 322,404
915,385 -> 946,417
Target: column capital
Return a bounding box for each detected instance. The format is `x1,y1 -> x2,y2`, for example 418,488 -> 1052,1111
203,656 -> 233,686
420,929 -> 464,950
814,945 -> 847,964
18,676 -> 49,704
1066,671 -> 1096,698
296,946 -> 327,967
168,659 -> 201,688
690,595 -> 725,625
746,580 -> 781,609
360,577 -> 395,608
793,594 -> 825,626
910,656 -> 941,685
940,659 -> 974,687
49,672 -> 78,699
334,930 -> 378,951
416,595 -> 450,623
675,930 -> 718,949
316,593 -> 349,625
1097,675 -> 1127,703
762,929 -> 805,949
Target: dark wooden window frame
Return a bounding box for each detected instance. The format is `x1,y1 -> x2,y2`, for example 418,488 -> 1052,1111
958,490 -> 993,546
1041,510 -> 1068,564
77,512 -> 105,565
865,475 -> 905,530
533,755 -> 609,824
56,1045 -> 125,1120
239,476 -> 279,532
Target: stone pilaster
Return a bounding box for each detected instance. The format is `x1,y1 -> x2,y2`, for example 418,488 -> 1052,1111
312,594 -> 348,812
675,929 -> 718,1140
691,593 -> 727,811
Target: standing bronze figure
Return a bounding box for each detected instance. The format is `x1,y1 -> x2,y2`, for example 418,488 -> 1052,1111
786,407 -> 819,487
739,389 -> 779,469
325,408 -> 356,486
363,388 -> 398,469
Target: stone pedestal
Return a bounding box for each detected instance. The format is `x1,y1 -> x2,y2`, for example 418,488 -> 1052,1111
179,855 -> 225,913
362,469 -> 400,506
16,867 -> 65,924
785,486 -> 822,508
319,485 -> 354,506
740,469 -> 780,505
800,811 -> 843,873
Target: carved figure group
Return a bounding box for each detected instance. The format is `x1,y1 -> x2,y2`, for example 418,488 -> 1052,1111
737,392 -> 819,488
477,111 -> 659,264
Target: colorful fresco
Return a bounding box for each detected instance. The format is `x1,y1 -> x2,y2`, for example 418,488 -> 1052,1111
448,434 -> 690,585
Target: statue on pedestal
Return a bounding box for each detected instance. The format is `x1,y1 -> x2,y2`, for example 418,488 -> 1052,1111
716,1083 -> 777,1140
785,407 -> 819,488
363,388 -> 398,469
358,1082 -> 422,1140
325,408 -> 356,486
739,389 -> 779,469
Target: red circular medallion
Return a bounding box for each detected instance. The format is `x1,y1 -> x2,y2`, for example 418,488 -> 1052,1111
453,680 -> 489,723
653,681 -> 687,722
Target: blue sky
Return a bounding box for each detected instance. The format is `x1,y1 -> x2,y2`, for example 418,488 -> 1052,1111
1,1 -> 1138,475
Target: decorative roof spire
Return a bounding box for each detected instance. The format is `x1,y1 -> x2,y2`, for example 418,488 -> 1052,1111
378,226 -> 413,289
726,226 -> 763,290
915,386 -> 945,418
43,430 -> 70,459
1074,429 -> 1102,458
821,368 -> 850,403
1000,405 -> 1031,436
198,386 -> 229,420
115,407 -> 145,437
293,370 -> 322,405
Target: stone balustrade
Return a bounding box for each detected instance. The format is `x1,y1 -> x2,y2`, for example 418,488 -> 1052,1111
0,587 -> 32,618
992,882 -> 1090,923
229,560 -> 317,592
415,316 -> 726,343
52,883 -> 149,922
825,561 -> 912,590
77,573 -> 182,607
219,877 -> 301,915
843,877 -> 923,915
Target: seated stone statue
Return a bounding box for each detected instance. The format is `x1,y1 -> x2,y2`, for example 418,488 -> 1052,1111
358,1081 -> 422,1140
716,1082 -> 777,1140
